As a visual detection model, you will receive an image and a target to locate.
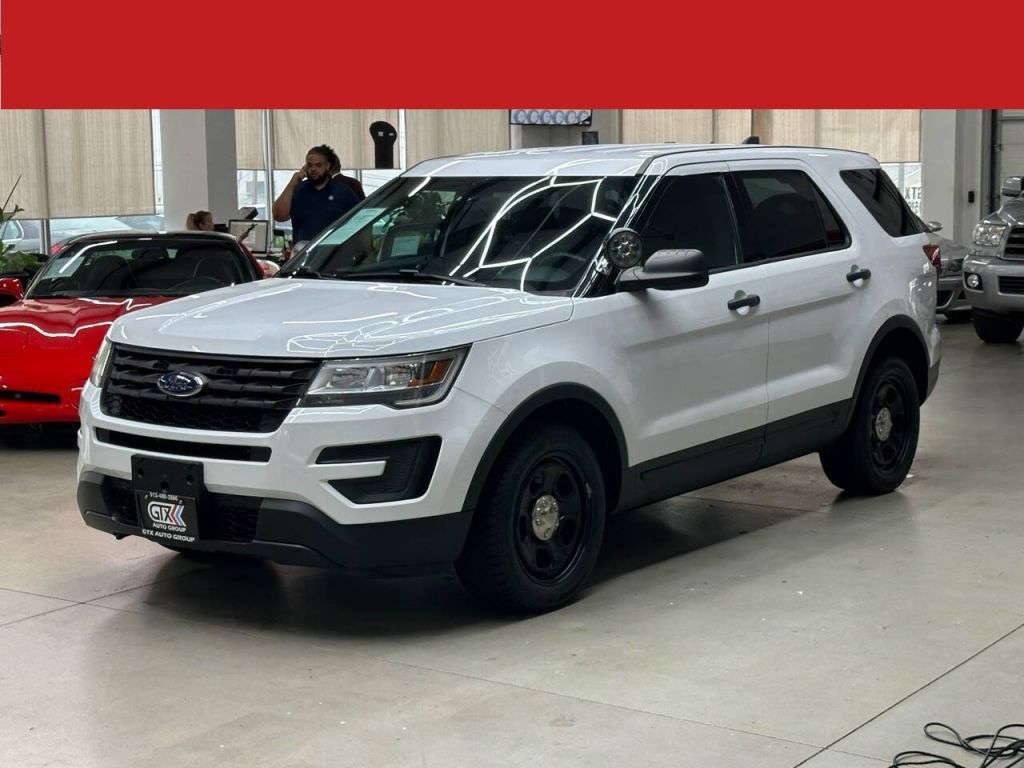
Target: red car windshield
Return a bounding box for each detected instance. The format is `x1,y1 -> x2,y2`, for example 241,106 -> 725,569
27,239 -> 252,299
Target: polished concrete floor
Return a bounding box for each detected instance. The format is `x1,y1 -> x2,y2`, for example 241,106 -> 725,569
2,320 -> 1022,768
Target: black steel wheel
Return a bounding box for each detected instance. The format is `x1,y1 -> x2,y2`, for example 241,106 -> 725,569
456,423 -> 606,612
820,356 -> 920,495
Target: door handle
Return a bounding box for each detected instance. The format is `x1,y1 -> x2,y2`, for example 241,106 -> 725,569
727,293 -> 761,311
846,267 -> 872,283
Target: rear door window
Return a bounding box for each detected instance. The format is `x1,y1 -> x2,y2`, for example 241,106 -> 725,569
732,169 -> 850,262
840,168 -> 925,238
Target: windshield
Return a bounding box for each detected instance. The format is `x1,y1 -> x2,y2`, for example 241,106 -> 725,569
27,239 -> 253,299
282,175 -> 639,293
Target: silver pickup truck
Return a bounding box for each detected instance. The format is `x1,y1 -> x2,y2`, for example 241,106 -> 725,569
963,176 -> 1024,342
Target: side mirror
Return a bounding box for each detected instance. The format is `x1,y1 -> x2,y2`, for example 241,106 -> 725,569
0,276 -> 25,306
1001,177 -> 1023,198
924,221 -> 943,233
616,249 -> 710,292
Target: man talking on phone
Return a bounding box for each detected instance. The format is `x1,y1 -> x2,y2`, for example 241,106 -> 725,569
272,144 -> 359,245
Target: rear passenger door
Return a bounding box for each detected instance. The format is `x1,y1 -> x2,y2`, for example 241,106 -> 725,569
727,161 -> 872,460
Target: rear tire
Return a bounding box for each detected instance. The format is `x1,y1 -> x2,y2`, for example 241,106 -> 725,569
972,311 -> 1024,343
455,423 -> 606,612
820,357 -> 920,495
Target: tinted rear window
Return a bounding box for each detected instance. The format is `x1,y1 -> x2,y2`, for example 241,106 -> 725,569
841,169 -> 925,238
733,170 -> 850,261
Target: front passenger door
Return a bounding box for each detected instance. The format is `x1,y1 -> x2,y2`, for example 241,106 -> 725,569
605,164 -> 770,501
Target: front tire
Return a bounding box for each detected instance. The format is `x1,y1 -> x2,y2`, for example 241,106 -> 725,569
972,311 -> 1024,343
456,423 -> 606,612
820,357 -> 920,495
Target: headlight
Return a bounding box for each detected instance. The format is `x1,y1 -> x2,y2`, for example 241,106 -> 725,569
89,338 -> 112,387
300,347 -> 468,408
972,223 -> 1008,247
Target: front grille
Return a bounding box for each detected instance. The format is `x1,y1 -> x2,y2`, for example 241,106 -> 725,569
101,345 -> 319,433
999,275 -> 1024,295
102,476 -> 137,525
1005,226 -> 1024,259
101,476 -> 260,543
95,429 -> 271,462
200,494 -> 260,542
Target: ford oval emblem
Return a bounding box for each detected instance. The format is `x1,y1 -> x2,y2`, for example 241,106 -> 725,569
157,371 -> 206,398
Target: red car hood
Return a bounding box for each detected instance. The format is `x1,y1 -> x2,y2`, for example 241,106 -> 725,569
0,296 -> 172,352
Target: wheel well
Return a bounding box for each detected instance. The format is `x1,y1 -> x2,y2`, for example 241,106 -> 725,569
869,327 -> 929,402
522,400 -> 623,510
466,394 -> 626,514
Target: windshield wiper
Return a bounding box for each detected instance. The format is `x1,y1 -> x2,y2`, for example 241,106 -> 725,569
338,269 -> 479,287
280,266 -> 334,280
32,291 -> 87,298
401,269 -> 479,287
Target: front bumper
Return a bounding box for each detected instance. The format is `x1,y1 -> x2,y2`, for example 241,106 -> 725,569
78,381 -> 504,527
77,378 -> 508,570
936,273 -> 968,314
0,388 -> 82,425
78,471 -> 472,574
962,257 -> 1024,315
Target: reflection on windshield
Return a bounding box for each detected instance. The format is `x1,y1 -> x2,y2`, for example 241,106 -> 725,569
289,175 -> 638,294
28,241 -> 251,299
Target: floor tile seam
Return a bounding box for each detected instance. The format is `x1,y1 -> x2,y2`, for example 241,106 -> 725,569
33,598 -> 823,751
680,495 -> 821,514
0,602 -> 83,629
72,600 -> 295,643
0,585 -> 80,603
80,566 -> 218,605
347,651 -> 825,751
790,745 -> 891,767
790,620 -> 1024,766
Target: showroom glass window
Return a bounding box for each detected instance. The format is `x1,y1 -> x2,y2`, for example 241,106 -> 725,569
841,168 -> 926,238
636,173 -> 740,271
732,170 -> 850,262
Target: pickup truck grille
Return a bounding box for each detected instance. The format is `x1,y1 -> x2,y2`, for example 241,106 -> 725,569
1005,226 -> 1024,260
100,345 -> 320,433
999,276 -> 1024,295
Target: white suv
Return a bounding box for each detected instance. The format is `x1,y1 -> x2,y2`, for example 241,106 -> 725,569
78,144 -> 941,611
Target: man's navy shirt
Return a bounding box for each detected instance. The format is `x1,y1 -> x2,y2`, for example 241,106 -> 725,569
290,177 -> 359,242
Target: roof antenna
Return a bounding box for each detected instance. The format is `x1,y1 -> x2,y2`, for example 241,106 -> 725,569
741,135 -> 761,144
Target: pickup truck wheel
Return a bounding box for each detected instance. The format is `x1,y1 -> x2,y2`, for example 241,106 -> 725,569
820,356 -> 920,495
456,424 -> 606,612
972,311 -> 1024,343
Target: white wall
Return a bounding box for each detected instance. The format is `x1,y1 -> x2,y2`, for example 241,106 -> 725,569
921,110 -> 986,244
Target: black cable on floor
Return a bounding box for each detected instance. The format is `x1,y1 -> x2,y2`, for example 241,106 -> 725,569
889,722 -> 1024,768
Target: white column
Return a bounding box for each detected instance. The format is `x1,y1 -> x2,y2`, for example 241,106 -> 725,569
921,110 -> 986,244
160,110 -> 238,230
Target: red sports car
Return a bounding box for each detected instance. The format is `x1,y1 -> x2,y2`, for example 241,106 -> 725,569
0,231 -> 263,426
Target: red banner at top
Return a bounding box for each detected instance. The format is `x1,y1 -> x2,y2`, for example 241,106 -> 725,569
2,0 -> 1022,108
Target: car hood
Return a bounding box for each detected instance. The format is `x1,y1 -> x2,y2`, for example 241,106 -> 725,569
108,279 -> 575,357
0,297 -> 169,352
982,198 -> 1024,227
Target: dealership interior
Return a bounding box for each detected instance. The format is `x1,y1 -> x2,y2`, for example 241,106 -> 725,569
2,109 -> 1023,767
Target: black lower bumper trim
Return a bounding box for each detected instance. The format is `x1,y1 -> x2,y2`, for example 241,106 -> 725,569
926,360 -> 940,400
78,472 -> 473,575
